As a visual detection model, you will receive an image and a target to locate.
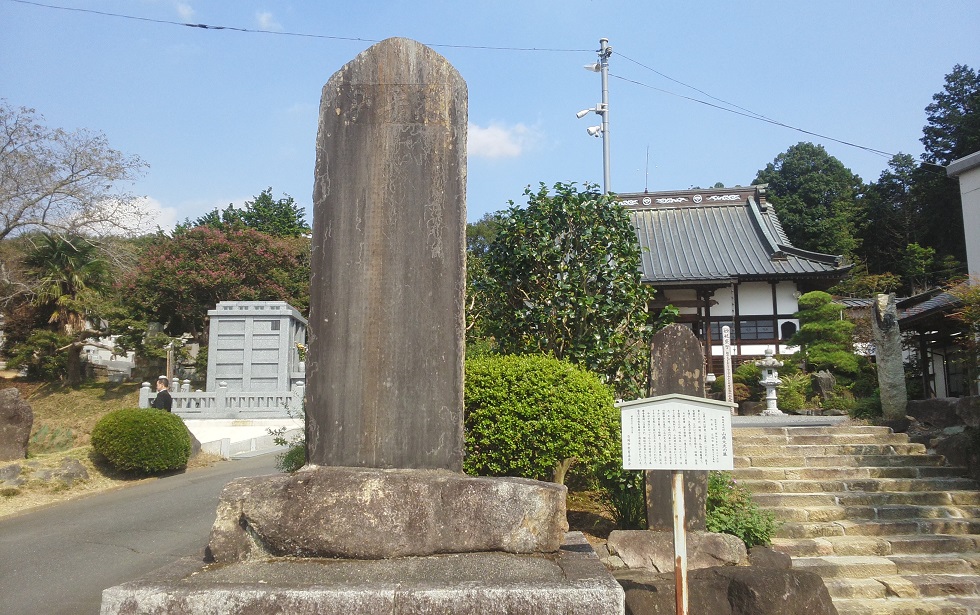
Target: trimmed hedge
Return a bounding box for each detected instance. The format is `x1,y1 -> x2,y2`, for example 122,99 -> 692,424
464,354 -> 618,483
91,408 -> 191,474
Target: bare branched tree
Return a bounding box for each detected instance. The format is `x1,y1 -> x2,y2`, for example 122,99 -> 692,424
0,99 -> 149,241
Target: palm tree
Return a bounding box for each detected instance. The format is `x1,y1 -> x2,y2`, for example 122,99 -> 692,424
25,234 -> 112,385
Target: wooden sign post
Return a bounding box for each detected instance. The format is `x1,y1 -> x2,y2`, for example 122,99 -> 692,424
618,394 -> 736,615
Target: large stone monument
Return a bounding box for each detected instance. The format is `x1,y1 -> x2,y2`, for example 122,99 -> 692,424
101,38 -> 622,615
306,37 -> 466,470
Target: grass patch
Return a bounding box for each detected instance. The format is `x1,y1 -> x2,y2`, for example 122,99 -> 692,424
19,381 -> 141,449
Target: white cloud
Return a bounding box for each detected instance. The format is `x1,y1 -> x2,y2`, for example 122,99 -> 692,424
137,196 -> 179,234
468,122 -> 537,159
175,2 -> 195,21
256,11 -> 282,31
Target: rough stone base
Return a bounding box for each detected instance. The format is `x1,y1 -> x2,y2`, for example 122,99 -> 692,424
100,532 -> 624,615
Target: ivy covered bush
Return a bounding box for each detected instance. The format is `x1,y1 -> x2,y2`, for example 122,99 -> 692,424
91,408 -> 191,474
464,354 -> 618,484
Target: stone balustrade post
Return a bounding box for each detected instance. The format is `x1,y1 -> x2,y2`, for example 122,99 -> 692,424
139,382 -> 151,408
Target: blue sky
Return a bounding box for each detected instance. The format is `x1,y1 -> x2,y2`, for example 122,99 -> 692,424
2,0 -> 978,230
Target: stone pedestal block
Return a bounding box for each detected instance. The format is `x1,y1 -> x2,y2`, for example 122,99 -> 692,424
607,530 -> 748,572
208,466 -> 568,562
101,533 -> 624,615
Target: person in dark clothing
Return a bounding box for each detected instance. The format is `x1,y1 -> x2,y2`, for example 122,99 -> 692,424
152,376 -> 173,411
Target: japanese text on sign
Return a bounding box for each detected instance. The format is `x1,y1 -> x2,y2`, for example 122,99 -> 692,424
621,404 -> 734,470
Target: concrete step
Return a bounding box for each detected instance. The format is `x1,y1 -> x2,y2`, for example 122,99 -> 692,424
735,426 -> 895,437
776,518 -> 980,539
735,477 -> 980,496
736,443 -> 928,457
735,454 -> 948,469
888,554 -> 972,575
733,465 -> 968,481
793,555 -> 898,579
772,535 -> 980,557
767,504 -> 980,524
734,432 -> 912,446
878,574 -> 980,599
834,596 -> 980,615
824,577 -> 887,599
836,490 -> 980,506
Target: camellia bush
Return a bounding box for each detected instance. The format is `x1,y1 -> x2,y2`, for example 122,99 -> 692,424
91,408 -> 191,474
463,354 -> 618,484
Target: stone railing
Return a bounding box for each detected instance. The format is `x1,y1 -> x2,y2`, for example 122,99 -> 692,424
139,380 -> 305,419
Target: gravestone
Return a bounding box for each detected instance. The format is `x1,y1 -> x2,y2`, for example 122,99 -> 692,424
872,293 -> 907,421
306,36 -> 466,470
0,388 -> 32,461
646,324 -> 708,531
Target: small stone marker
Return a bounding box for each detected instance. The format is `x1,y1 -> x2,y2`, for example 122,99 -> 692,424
646,324 -> 708,531
0,388 -> 32,461
307,37 -> 467,470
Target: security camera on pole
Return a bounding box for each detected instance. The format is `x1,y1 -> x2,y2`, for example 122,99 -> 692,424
576,38 -> 612,194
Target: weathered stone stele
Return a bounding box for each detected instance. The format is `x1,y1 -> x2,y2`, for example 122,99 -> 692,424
307,37 -> 466,471
873,293 -> 908,421
646,324 -> 708,531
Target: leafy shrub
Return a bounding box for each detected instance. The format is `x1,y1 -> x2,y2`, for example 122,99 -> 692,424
595,462 -> 647,529
91,408 -> 191,474
464,354 -> 618,483
732,362 -> 764,401
710,377 -> 752,403
277,443 -> 306,473
850,391 -> 882,419
777,372 -> 812,412
706,471 -> 777,547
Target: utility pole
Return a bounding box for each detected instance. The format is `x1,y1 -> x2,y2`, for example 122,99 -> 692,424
577,37 -> 613,193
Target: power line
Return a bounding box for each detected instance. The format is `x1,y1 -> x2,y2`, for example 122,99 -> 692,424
609,72 -> 897,159
7,0 -> 938,170
3,0 -> 592,52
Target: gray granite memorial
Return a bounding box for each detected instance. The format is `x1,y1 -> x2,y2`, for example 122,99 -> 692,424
100,38 -> 622,615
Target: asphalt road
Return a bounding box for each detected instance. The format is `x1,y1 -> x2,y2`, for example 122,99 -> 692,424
0,452 -> 281,615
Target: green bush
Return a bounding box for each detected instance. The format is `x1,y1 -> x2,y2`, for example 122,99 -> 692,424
464,354 -> 618,483
777,372 -> 812,412
91,408 -> 191,474
706,471 -> 777,547
277,443 -> 306,473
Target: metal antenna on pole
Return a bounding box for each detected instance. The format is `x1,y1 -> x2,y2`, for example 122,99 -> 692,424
576,37 -> 612,194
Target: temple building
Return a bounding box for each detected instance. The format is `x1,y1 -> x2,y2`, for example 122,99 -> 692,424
617,185 -> 851,374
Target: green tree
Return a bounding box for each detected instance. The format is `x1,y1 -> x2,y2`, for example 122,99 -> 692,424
176,188 -> 310,238
475,182 -> 656,397
123,227 -> 310,341
0,100 -> 148,240
753,142 -> 864,258
912,64 -> 980,268
788,291 -> 859,377
19,234 -> 113,385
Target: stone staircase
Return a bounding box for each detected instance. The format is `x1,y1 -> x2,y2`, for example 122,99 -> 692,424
733,425 -> 980,615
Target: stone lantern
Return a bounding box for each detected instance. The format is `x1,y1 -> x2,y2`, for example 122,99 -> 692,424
755,348 -> 784,416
